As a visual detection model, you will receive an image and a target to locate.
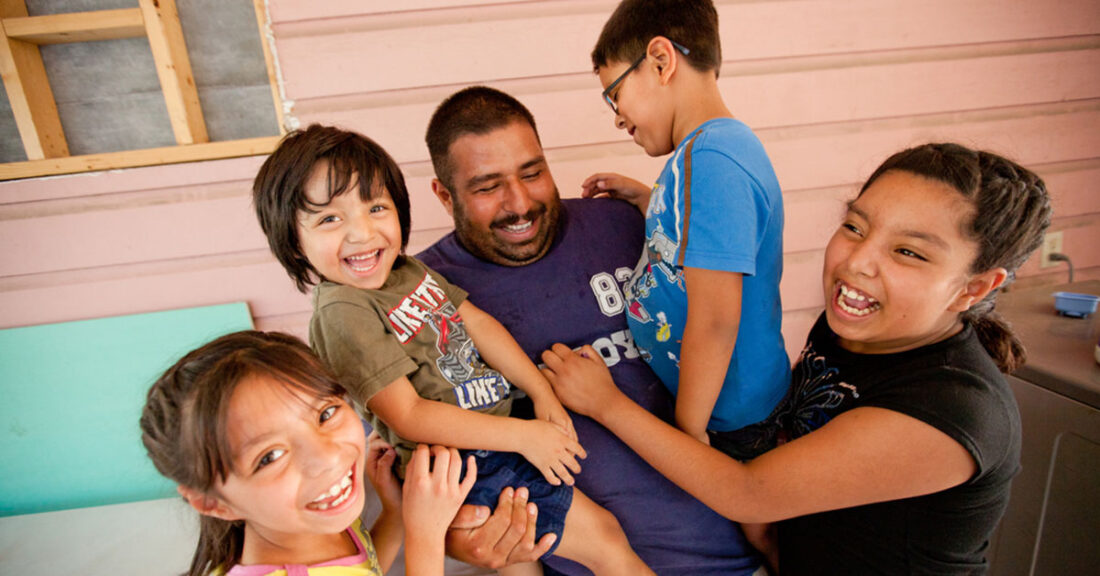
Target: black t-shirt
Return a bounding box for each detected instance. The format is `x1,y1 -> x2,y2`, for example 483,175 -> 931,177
776,314 -> 1021,575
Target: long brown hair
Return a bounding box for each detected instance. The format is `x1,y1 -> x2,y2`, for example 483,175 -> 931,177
139,331 -> 347,576
860,143 -> 1052,372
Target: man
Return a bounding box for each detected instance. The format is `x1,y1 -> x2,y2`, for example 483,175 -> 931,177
416,86 -> 762,575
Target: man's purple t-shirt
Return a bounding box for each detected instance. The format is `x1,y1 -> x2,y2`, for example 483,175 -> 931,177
418,198 -> 760,575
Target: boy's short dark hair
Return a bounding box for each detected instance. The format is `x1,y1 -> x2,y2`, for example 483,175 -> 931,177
252,124 -> 411,293
592,0 -> 722,75
425,86 -> 540,190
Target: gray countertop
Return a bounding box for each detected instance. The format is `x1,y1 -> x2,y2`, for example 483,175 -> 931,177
999,279 -> 1100,408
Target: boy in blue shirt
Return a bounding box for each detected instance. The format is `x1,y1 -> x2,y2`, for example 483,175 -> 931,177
581,1 -> 789,568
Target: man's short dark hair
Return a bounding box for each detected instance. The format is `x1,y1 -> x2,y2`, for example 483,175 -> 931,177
591,0 -> 721,76
425,86 -> 540,190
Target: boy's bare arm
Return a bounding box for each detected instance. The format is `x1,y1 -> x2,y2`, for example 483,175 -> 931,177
458,301 -> 576,440
369,377 -> 530,451
678,267 -> 743,443
580,172 -> 651,213
458,300 -> 555,404
368,376 -> 584,485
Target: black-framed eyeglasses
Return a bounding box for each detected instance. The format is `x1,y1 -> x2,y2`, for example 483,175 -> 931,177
601,40 -> 690,115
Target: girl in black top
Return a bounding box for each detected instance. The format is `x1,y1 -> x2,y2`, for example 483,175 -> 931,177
542,143 -> 1052,574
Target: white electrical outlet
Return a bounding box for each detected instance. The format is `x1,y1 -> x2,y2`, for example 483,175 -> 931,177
1040,231 -> 1063,268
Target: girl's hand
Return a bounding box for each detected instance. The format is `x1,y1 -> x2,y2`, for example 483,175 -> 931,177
403,445 -> 477,539
519,419 -> 586,486
534,396 -> 576,441
365,430 -> 402,510
541,343 -> 625,421
580,172 -> 651,213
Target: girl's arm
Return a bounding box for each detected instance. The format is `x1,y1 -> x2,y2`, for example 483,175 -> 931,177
458,300 -> 575,440
677,267 -> 743,443
404,444 -> 477,576
367,375 -> 585,485
364,431 -> 403,572
541,344 -> 977,523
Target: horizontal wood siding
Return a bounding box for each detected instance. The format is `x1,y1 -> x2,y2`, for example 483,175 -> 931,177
2,0 -> 1097,360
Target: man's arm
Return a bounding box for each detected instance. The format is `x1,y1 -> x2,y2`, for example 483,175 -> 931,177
677,267 -> 743,442
446,487 -> 557,568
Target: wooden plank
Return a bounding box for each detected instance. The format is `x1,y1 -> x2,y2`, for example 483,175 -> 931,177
272,0 -> 1100,101
252,0 -> 287,134
0,251 -> 298,331
138,0 -> 208,146
1040,161 -> 1100,217
0,0 -> 68,160
5,105 -> 1094,279
297,45 -> 1100,165
0,135 -> 280,181
0,171 -> 453,278
1,8 -> 144,44
0,155 -> 268,205
268,0 -> 559,24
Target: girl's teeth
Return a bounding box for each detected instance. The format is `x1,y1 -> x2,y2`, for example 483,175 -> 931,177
310,470 -> 354,509
837,284 -> 881,316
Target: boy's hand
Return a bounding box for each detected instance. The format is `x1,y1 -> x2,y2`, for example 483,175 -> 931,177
365,431 -> 402,510
581,172 -> 651,213
519,419 -> 586,486
403,444 -> 477,540
534,396 -> 576,441
541,343 -> 625,421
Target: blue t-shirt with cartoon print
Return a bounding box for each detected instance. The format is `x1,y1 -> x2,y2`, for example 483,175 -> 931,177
624,117 -> 789,432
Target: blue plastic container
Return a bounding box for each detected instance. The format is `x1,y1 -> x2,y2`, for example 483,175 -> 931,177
1052,292 -> 1100,318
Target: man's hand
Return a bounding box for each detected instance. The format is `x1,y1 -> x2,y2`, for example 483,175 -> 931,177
445,487 -> 556,568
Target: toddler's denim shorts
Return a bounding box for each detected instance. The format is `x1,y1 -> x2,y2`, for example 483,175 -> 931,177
461,449 -> 572,559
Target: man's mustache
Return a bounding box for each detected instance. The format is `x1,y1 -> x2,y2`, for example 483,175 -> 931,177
492,203 -> 546,227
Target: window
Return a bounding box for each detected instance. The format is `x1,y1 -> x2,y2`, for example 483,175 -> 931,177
0,0 -> 283,180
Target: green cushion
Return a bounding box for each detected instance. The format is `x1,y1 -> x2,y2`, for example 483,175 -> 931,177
0,303 -> 254,516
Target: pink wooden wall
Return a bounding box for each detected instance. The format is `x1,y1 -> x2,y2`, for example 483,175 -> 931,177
2,0 -> 1098,361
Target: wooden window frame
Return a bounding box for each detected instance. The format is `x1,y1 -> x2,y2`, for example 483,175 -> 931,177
0,0 -> 283,180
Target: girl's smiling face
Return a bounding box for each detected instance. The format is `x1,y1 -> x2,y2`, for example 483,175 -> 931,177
210,374 -> 366,560
296,162 -> 403,290
823,170 -> 995,355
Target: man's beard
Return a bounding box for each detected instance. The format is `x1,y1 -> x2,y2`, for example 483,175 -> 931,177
453,192 -> 561,267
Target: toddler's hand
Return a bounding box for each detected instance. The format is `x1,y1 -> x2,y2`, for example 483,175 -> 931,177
534,396 -> 576,441
581,172 -> 651,213
403,445 -> 477,540
519,419 -> 586,486
365,431 -> 402,510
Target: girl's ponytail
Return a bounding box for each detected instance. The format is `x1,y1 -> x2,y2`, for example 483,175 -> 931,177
966,310 -> 1026,373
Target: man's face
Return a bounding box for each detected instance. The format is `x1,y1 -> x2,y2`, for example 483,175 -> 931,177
435,121 -> 561,266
